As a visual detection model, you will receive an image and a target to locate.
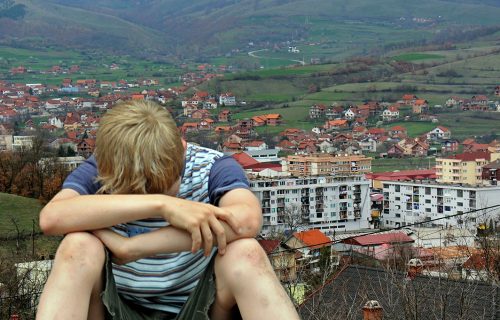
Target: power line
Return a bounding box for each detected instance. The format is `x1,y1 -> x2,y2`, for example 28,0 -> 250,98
267,203 -> 500,256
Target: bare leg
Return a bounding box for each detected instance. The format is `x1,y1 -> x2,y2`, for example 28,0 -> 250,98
211,238 -> 299,320
36,232 -> 106,320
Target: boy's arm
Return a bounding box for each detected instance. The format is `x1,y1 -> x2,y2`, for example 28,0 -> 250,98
40,189 -> 242,254
93,188 -> 262,260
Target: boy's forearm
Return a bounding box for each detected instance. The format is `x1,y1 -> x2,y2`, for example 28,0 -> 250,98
123,202 -> 261,260
40,192 -> 168,235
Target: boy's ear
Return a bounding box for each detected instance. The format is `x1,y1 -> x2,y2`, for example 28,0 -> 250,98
181,138 -> 187,150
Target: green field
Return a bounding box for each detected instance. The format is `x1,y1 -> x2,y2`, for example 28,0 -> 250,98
0,193 -> 61,258
393,53 -> 446,62
0,193 -> 42,237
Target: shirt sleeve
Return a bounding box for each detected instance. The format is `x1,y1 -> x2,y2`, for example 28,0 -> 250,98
208,156 -> 249,206
62,155 -> 101,195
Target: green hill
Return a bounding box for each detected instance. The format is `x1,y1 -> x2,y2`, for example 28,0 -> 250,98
0,0 -> 170,56
0,192 -> 42,238
2,0 -> 499,58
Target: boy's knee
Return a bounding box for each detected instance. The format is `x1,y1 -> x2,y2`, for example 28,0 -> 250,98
218,238 -> 269,269
56,232 -> 105,270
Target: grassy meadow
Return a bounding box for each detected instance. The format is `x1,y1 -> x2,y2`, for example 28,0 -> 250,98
0,193 -> 61,258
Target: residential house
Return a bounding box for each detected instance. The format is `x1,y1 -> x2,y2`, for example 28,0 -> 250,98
412,99 -> 429,114
198,118 -> 214,130
214,126 -> 232,135
366,128 -> 386,139
0,134 -> 13,151
387,143 -> 406,158
219,92 -> 236,106
440,139 -> 459,153
402,94 -> 418,105
191,109 -> 211,119
427,126 -> 451,140
388,125 -> 407,138
482,159 -> 500,185
77,138 -> 95,157
445,96 -> 465,108
218,109 -> 231,122
342,232 -> 414,260
285,229 -> 337,273
244,140 -> 268,151
258,239 -> 297,282
344,108 -> 357,120
265,114 -> 282,126
180,122 -> 200,135
323,119 -> 348,131
358,138 -> 377,153
382,105 -> 400,121
353,117 -> 367,127
251,115 -> 267,127
309,104 -> 327,119
352,126 -> 367,138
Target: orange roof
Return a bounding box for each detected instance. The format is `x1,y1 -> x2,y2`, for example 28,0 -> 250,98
232,152 -> 259,167
131,94 -> 145,100
327,119 -> 347,126
293,229 -> 330,249
252,116 -> 266,123
265,114 -> 281,119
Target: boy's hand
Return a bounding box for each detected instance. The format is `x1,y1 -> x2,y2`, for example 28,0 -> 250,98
161,198 -> 241,256
92,229 -> 135,265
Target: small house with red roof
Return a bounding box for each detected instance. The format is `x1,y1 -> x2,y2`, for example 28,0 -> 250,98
191,109 -> 211,119
342,231 -> 414,260
324,119 -> 348,131
387,143 -> 406,158
412,99 -> 429,114
367,128 -> 386,139
427,126 -> 451,140
251,115 -> 267,127
218,109 -> 231,122
285,229 -> 338,271
258,239 -> 298,282
265,114 -> 282,126
309,103 -> 327,119
388,125 -> 407,138
382,105 -> 400,121
402,94 -> 417,105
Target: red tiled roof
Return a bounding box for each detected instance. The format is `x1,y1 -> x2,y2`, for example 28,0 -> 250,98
231,152 -> 259,167
445,151 -> 491,161
344,232 -> 414,246
258,239 -> 281,254
293,229 -> 330,249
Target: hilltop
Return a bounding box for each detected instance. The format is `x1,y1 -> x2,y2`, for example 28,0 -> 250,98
1,0 -> 500,58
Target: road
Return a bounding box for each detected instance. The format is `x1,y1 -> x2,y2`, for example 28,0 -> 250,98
248,49 -> 305,66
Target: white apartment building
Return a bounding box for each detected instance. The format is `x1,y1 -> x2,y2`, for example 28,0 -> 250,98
250,175 -> 371,236
382,181 -> 500,230
12,135 -> 35,151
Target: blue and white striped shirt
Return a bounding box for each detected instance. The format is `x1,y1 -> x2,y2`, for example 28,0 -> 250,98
62,143 -> 249,314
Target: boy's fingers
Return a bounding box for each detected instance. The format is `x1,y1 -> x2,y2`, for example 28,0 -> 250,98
215,208 -> 241,234
209,216 -> 226,255
201,224 -> 213,256
191,228 -> 202,253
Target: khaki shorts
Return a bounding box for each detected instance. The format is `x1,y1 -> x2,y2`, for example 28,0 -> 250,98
101,251 -> 218,320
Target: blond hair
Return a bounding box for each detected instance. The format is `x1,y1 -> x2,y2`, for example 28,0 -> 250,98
95,100 -> 184,194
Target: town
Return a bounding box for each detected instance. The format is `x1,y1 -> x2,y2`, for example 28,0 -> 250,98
1,59 -> 500,318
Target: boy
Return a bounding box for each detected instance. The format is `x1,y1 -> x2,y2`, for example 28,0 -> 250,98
36,100 -> 299,319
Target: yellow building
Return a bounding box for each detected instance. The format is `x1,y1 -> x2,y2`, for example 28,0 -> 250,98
436,152 -> 500,185
284,153 -> 372,177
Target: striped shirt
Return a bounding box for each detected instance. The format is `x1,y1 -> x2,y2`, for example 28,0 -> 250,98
62,143 -> 249,314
